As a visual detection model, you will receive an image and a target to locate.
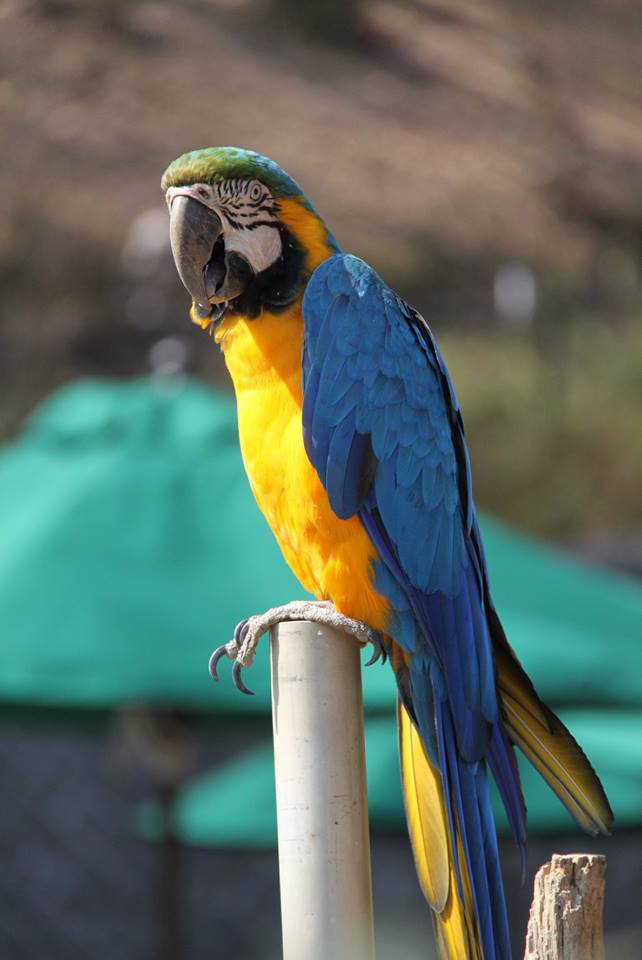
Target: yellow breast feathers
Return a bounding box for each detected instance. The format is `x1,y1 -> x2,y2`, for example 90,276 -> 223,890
214,298 -> 389,632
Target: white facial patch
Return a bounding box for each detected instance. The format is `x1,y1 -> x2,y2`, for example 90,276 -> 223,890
168,179 -> 283,275
223,223 -> 282,274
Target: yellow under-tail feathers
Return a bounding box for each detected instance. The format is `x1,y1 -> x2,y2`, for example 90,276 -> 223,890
398,702 -> 482,960
495,640 -> 613,836
398,699 -> 449,911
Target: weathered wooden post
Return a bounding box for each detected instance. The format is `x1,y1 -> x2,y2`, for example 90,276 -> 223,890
524,854 -> 606,960
270,620 -> 375,960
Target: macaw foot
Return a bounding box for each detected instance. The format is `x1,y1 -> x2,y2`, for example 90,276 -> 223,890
209,600 -> 386,696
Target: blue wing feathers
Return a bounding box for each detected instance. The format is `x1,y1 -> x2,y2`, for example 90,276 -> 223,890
397,444 -> 423,487
475,763 -> 512,959
303,254 -> 520,960
324,409 -> 357,517
488,722 -> 527,880
326,416 -> 374,520
439,704 -> 511,960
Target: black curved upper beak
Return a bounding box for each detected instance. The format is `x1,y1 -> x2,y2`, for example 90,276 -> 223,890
169,195 -> 222,308
168,195 -> 253,315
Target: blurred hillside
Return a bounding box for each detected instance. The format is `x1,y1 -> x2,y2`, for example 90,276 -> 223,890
1,0 -> 641,545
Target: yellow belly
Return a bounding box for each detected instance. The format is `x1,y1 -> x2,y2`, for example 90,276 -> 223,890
214,304 -> 390,633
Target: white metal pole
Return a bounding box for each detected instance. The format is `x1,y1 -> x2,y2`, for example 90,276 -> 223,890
270,620 -> 375,960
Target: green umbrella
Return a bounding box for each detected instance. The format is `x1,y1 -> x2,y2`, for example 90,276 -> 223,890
1,376 -> 640,837
137,707 -> 642,847
2,376 -> 640,714
0,376 -> 306,714
0,375 -> 316,960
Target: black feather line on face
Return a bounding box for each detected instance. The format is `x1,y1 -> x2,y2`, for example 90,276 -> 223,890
223,217 -> 280,231
227,225 -> 307,320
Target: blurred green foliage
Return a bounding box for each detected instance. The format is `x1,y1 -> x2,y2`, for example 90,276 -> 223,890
441,317 -> 642,538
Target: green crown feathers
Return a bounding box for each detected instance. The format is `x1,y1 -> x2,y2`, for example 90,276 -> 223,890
161,147 -> 303,199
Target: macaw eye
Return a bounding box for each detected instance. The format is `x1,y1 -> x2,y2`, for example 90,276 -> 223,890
250,183 -> 262,201
197,187 -> 209,199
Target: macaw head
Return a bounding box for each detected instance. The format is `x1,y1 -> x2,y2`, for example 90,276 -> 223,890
162,146 -> 337,326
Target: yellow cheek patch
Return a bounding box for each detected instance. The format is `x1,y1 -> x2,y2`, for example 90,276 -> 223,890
277,197 -> 336,272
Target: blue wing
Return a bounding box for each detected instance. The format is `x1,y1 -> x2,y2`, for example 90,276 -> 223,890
302,254 -> 524,960
302,253 -> 494,736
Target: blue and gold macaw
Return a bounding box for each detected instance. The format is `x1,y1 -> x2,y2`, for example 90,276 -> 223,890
162,147 -> 612,959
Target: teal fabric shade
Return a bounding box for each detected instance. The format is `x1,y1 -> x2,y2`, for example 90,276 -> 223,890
0,377 -> 640,837
0,377 -> 305,713
136,708 -> 642,846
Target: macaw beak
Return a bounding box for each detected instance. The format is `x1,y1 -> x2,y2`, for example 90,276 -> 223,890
168,194 -> 253,314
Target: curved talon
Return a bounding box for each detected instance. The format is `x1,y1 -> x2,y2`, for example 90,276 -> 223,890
364,646 -> 381,667
364,636 -> 387,667
232,661 -> 254,696
209,643 -> 230,682
233,618 -> 250,646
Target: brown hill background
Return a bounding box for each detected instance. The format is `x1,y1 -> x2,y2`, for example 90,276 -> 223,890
2,0 -> 641,546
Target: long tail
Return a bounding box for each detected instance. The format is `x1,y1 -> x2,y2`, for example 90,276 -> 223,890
398,700 -> 494,960
397,618 -> 613,960
490,607 -> 614,836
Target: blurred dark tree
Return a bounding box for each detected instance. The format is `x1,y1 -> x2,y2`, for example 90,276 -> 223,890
269,0 -> 365,47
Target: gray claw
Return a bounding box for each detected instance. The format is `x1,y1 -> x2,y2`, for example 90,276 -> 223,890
210,620 -> 255,693
233,618 -> 250,646
209,643 -> 230,682
232,661 -> 254,696
364,635 -> 387,667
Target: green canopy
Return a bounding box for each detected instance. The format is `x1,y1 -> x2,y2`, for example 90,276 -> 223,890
1,377 -> 640,835
137,708 -> 642,843
0,377 -> 304,714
